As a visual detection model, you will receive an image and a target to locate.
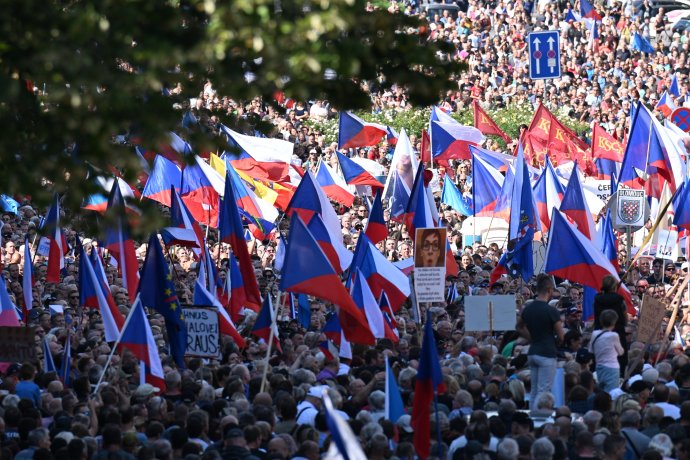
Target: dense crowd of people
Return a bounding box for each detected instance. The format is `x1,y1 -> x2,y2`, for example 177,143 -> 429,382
3,0 -> 690,460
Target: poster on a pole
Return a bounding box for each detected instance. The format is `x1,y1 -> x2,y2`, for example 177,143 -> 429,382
183,307 -> 221,359
464,295 -> 516,332
413,227 -> 446,303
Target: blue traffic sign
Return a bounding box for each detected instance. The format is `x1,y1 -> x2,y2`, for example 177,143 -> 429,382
528,31 -> 561,80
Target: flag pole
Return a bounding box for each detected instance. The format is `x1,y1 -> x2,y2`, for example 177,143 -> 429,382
259,293 -> 280,393
92,295 -> 140,395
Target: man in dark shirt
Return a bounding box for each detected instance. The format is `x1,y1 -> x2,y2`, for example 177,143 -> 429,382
520,274 -> 564,409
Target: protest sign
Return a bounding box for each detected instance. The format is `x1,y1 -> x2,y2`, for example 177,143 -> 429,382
0,327 -> 36,363
636,295 -> 666,345
183,307 -> 221,359
464,295 -> 516,332
413,227 -> 446,303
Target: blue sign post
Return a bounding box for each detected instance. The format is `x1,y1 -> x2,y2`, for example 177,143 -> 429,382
528,31 -> 561,80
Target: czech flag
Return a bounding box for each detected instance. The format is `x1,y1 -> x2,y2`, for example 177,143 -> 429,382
180,156 -> 222,227
385,356 -> 405,422
656,91 -> 676,118
307,214 -> 353,274
545,209 -> 634,315
78,236 -> 124,342
471,151 -> 505,217
169,186 -> 205,259
323,391 -> 368,460
220,124 -> 294,183
364,189 -> 388,245
670,74 -> 681,97
251,295 -> 282,353
42,194 -> 68,283
412,311 -> 446,460
579,0 -> 602,21
218,172 -> 262,311
223,164 -> 279,240
279,215 -> 374,345
194,278 -> 245,348
337,111 -> 387,150
336,151 -> 382,189
532,156 -> 564,232
559,163 -> 597,241
142,155 -> 182,207
351,269 -> 384,339
104,183 -> 140,303
468,145 -> 512,173
315,160 -> 355,208
117,296 -> 166,390
286,171 -> 343,242
349,234 -> 411,312
403,166 -> 438,236
430,121 -> 485,161
22,237 -> 33,321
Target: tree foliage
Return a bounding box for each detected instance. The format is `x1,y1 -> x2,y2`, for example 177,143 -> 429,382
0,0 -> 463,228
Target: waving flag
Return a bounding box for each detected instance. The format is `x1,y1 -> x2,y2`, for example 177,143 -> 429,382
43,338 -> 56,374
324,391 -> 368,460
280,215 -> 374,345
524,104 -> 589,166
220,124 -> 293,182
139,234 -> 187,369
336,151 -> 382,189
225,252 -> 247,322
59,330 -> 71,385
382,129 -> 419,220
180,156 -> 222,227
674,181 -> 690,230
315,160 -> 355,207
560,163 -> 597,241
441,177 -> 472,217
307,214 -> 353,274
412,311 -> 446,460
104,183 -> 139,303
22,238 -> 33,321
286,171 -> 343,242
142,155 -> 182,207
323,312 -> 342,346
472,100 -> 511,143
43,194 -> 68,283
580,0 -> 602,20
349,234 -> 411,312
169,186 -> 205,259
403,165 -> 438,236
670,74 -> 681,97
657,91 -> 676,118
490,147 -> 537,283
545,210 -> 634,315
385,356 -> 405,422
592,124 -> 624,162
600,209 -> 619,272
193,278 -> 245,348
631,33 -> 655,53
78,236 -> 124,342
619,103 -> 653,189
351,269 -> 384,339
365,189 -> 388,245
223,164 -> 279,240
0,276 -> 19,327
218,172 -> 262,311
117,296 -> 166,390
471,152 -> 505,217
430,121 -> 485,161
83,176 -> 140,214
337,111 -> 387,149
468,145 -> 512,172
533,156 -> 564,231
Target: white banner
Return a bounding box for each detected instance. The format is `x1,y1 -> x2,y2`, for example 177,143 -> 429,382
183,307 -> 221,359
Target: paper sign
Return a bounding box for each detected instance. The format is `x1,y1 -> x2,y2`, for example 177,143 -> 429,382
413,228 -> 446,303
656,230 -> 678,260
464,295 -> 516,331
636,295 -> 666,345
183,307 -> 221,359
37,237 -> 50,257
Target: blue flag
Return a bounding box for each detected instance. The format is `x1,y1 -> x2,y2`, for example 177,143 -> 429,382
385,356 -> 405,423
631,33 -> 655,54
441,177 -> 473,217
139,233 -> 187,368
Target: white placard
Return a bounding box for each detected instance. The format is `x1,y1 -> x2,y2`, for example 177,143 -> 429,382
582,179 -> 612,203
183,307 -> 221,359
656,230 -> 678,260
37,237 -> 51,257
464,295 -> 516,332
413,228 -> 446,303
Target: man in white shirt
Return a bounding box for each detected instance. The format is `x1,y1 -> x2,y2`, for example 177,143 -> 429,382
651,383 -> 681,420
296,386 -> 327,426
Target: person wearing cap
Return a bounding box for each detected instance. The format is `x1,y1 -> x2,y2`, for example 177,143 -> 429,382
295,386 -> 324,426
520,274 -> 564,408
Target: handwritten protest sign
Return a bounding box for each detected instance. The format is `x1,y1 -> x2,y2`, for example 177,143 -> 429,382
636,295 -> 666,345
183,307 -> 221,359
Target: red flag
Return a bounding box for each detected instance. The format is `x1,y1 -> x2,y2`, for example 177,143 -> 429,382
591,124 -> 624,162
472,100 -> 511,144
525,103 -> 588,166
420,129 -> 431,163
